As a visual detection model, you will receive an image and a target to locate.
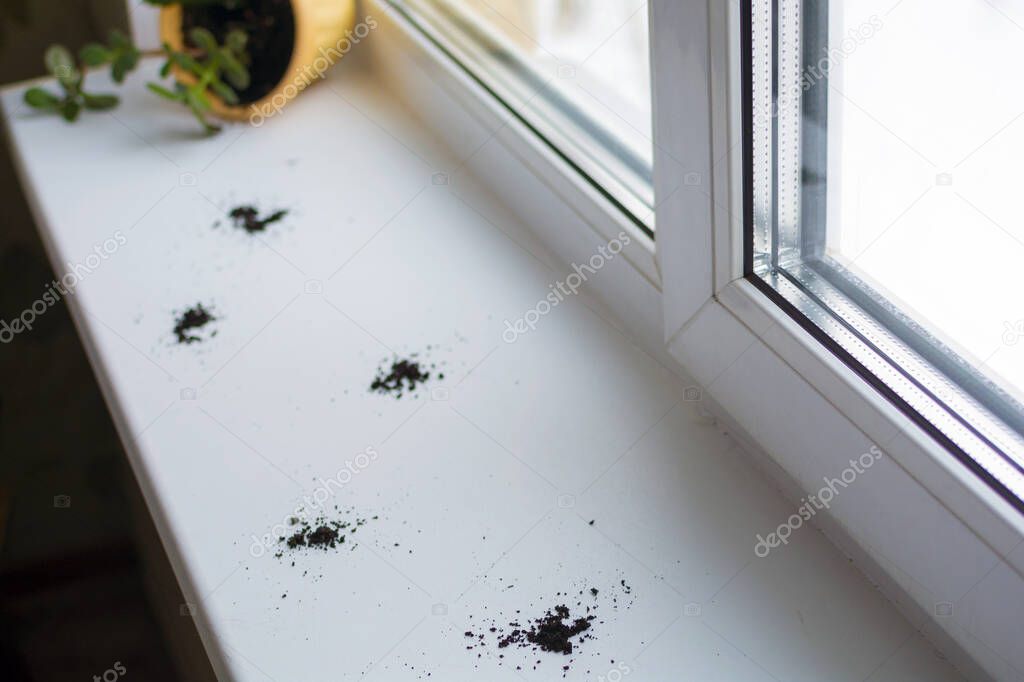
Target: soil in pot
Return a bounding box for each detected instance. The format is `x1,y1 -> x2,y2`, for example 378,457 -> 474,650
181,0 -> 296,104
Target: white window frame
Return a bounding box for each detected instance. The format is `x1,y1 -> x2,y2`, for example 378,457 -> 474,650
653,0 -> 1024,556
366,0 -> 660,288
653,2 -> 1024,679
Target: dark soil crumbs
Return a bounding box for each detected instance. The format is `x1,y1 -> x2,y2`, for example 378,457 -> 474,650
370,353 -> 444,399
513,605 -> 593,655
227,205 -> 289,233
275,511 -> 373,557
181,0 -> 296,104
173,303 -> 215,344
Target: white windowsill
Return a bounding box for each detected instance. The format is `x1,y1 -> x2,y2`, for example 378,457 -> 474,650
0,32 -> 967,682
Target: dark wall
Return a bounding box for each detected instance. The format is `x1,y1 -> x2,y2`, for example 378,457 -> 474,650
1,2 -> 184,680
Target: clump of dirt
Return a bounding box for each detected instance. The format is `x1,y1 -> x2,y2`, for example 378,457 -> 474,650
504,605 -> 594,655
274,512 -> 374,557
370,352 -> 444,399
227,205 -> 289,233
173,303 -> 216,344
286,523 -> 343,550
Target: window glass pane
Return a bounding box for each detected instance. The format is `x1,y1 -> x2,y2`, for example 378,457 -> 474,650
829,0 -> 1024,403
393,0 -> 653,228
746,0 -> 1024,506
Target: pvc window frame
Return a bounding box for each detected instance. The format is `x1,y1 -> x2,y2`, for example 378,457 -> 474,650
746,0 -> 1024,513
652,0 -> 1024,568
389,0 -> 655,231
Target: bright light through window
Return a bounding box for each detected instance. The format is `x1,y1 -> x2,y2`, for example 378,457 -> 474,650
828,0 -> 1024,405
451,0 -> 652,140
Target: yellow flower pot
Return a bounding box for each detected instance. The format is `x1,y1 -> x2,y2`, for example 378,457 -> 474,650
159,0 -> 358,123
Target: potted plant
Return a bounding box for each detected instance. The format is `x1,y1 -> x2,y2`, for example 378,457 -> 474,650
25,0 -> 359,132
155,0 -> 357,123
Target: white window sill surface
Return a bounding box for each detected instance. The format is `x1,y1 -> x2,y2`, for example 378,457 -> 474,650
1,54 -> 966,681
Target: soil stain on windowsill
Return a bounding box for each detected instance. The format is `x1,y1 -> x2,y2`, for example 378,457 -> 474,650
273,511 -> 377,558
458,580 -> 636,677
370,350 -> 445,399
494,604 -> 595,655
225,205 -> 289,234
173,303 -> 217,344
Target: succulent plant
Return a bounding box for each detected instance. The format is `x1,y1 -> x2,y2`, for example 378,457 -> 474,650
23,30 -> 140,122
147,27 -> 251,134
25,1 -> 253,133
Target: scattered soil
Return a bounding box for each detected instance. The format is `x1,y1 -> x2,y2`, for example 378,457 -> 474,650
181,0 -> 296,104
173,303 -> 216,344
370,352 -> 444,398
227,205 -> 289,233
461,580 -> 635,677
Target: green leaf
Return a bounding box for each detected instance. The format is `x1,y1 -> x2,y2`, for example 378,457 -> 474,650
82,93 -> 119,110
79,43 -> 110,67
24,87 -> 60,109
111,52 -> 137,83
209,79 -> 239,105
186,87 -> 212,113
60,68 -> 82,90
199,116 -> 222,134
225,29 -> 247,54
172,51 -> 203,75
59,99 -> 81,122
159,59 -> 173,79
189,27 -> 217,53
45,45 -> 80,89
124,45 -> 141,69
44,44 -> 74,77
188,101 -> 220,134
219,51 -> 250,90
147,82 -> 184,101
109,29 -> 131,51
